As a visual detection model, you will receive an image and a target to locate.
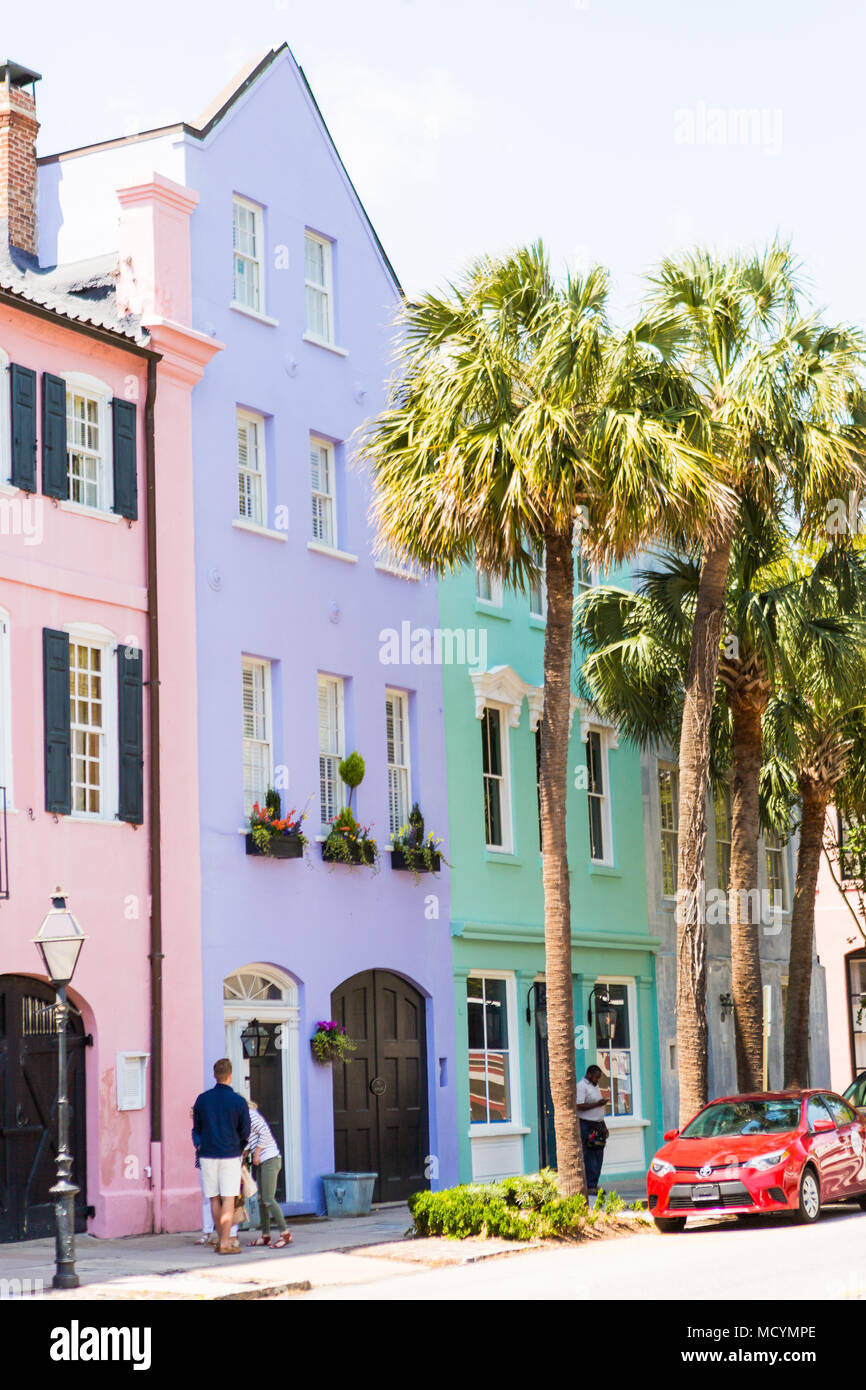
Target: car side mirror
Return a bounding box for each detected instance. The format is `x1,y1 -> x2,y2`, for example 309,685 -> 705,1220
812,1117 -> 835,1134
663,1129 -> 679,1142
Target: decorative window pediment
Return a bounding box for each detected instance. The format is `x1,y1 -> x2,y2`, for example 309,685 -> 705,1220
524,687 -> 618,747
470,665 -> 533,727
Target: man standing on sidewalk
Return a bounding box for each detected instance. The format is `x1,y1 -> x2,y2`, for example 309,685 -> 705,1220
192,1059 -> 251,1255
576,1063 -> 610,1195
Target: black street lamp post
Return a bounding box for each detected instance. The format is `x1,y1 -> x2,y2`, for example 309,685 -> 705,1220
33,889 -> 87,1291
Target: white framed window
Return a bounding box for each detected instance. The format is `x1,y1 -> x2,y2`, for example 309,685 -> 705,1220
658,762 -> 679,897
116,1053 -> 148,1111
576,546 -> 598,595
481,704 -> 513,852
310,437 -> 336,548
593,978 -> 638,1119
0,609 -> 12,805
305,231 -> 333,344
65,376 -> 112,512
386,689 -> 411,836
467,972 -> 520,1126
233,196 -> 264,313
66,624 -> 117,821
714,782 -> 732,892
586,728 -> 612,864
528,543 -> 546,618
318,674 -> 345,831
476,565 -> 503,607
764,829 -> 788,913
242,658 -> 272,817
237,409 -> 266,526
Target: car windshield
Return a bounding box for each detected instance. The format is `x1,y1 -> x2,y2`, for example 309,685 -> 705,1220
680,1099 -> 800,1138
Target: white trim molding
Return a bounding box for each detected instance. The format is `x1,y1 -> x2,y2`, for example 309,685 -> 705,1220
470,665 -> 533,727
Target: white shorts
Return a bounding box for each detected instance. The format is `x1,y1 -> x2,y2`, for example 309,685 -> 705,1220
200,1156 -> 242,1199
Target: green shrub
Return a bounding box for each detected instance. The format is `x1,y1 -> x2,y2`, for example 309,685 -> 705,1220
407,1173 -> 628,1242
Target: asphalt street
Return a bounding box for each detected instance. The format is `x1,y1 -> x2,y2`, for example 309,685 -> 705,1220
296,1204 -> 866,1300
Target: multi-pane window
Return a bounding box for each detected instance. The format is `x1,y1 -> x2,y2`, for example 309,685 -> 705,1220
658,763 -> 679,897
586,730 -> 607,862
70,642 -> 104,815
847,954 -> 866,1072
467,975 -> 512,1124
318,675 -> 345,830
233,197 -> 263,312
67,390 -> 106,509
476,566 -> 502,606
0,611 -> 11,804
237,410 -> 265,525
528,544 -> 546,618
594,979 -> 634,1117
714,782 -> 732,891
310,438 -> 336,547
305,232 -> 333,343
385,689 -> 411,836
765,829 -> 787,912
576,548 -> 595,595
481,706 -> 509,850
242,658 -> 272,817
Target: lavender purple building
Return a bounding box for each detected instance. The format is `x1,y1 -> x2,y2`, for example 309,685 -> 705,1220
39,46 -> 457,1212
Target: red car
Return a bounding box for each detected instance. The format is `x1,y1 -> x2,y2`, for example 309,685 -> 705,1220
647,1090 -> 866,1232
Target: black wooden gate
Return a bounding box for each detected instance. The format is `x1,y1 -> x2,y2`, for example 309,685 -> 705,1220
331,970 -> 429,1203
0,975 -> 88,1242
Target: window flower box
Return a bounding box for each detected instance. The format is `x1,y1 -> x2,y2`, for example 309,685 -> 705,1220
246,832 -> 304,859
389,804 -> 447,882
247,791 -> 308,858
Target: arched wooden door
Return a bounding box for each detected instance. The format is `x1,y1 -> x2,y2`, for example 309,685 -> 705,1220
0,975 -> 88,1242
331,970 -> 429,1203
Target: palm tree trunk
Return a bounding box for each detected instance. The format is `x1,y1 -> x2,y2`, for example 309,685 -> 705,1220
540,529 -> 586,1197
728,692 -> 766,1091
676,528 -> 734,1125
784,782 -> 828,1087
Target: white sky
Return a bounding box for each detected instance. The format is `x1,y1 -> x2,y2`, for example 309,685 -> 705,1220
8,0 -> 866,324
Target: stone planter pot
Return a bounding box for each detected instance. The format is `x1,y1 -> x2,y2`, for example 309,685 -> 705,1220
321,1172 -> 377,1218
390,847 -> 441,874
246,832 -> 304,859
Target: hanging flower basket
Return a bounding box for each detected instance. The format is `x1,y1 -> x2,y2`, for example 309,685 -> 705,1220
311,1021 -> 357,1065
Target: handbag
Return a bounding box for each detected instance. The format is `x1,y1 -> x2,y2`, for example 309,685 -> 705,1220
240,1164 -> 258,1199
586,1124 -> 608,1149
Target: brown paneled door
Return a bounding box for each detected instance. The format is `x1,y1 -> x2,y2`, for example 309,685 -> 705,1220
331,970 -> 429,1203
0,975 -> 88,1242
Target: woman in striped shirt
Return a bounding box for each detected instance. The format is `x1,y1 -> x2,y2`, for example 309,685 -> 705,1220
245,1102 -> 292,1248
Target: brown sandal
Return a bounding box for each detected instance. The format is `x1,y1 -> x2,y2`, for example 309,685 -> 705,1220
270,1232 -> 292,1248
247,1236 -> 270,1246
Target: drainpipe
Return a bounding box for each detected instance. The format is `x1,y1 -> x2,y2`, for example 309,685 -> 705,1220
144,356 -> 164,1232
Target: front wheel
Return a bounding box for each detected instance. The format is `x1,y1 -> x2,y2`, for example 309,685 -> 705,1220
653,1216 -> 686,1234
796,1168 -> 821,1224
856,1195 -> 866,1211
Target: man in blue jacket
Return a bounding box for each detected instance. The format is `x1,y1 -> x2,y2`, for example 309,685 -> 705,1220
192,1058 -> 251,1255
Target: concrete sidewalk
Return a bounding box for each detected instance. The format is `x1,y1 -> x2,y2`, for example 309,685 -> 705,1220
0,1180 -> 649,1301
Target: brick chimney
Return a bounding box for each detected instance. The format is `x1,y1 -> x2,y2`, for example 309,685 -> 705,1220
0,61 -> 41,258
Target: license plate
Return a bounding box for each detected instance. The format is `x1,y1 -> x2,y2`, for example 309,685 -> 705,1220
692,1183 -> 720,1201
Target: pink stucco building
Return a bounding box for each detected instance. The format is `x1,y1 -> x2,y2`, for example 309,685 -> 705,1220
814,808 -> 866,1094
0,62 -> 218,1239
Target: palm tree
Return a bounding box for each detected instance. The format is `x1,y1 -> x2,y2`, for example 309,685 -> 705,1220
360,244 -> 727,1194
643,246 -> 866,1121
763,657 -> 866,1087
578,526 -> 866,1091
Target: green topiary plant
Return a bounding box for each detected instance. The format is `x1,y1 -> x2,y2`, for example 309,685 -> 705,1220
338,751 -> 366,808
390,802 -> 448,881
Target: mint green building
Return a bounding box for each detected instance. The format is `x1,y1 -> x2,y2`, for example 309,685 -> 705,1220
440,561 -> 663,1186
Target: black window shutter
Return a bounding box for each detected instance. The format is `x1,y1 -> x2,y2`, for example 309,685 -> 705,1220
111,399 -> 138,520
117,645 -> 144,824
10,363 -> 37,492
42,372 -> 68,500
43,628 -> 71,814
